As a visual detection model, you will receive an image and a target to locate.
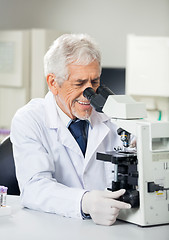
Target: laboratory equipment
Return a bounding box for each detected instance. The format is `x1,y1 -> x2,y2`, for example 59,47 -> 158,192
0,186 -> 11,216
0,186 -> 8,207
83,85 -> 169,226
126,35 -> 169,121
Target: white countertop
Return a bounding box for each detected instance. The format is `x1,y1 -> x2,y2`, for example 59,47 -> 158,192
0,195 -> 169,240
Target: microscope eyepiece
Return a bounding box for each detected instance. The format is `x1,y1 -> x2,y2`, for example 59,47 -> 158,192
83,85 -> 115,113
83,87 -> 105,113
96,85 -> 115,100
83,87 -> 96,100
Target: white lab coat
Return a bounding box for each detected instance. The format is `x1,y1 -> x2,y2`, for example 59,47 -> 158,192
10,91 -> 122,219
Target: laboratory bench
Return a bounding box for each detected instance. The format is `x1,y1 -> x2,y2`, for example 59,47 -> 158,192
0,195 -> 169,240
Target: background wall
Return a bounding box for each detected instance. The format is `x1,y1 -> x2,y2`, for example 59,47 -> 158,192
0,0 -> 169,67
0,0 -> 169,131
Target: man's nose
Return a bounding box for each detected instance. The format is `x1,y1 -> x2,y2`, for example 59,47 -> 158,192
84,82 -> 94,91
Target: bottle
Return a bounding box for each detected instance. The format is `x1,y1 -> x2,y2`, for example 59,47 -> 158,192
1,186 -> 8,207
0,186 -> 4,207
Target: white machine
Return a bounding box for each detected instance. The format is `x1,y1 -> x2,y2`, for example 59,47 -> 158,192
83,85 -> 169,227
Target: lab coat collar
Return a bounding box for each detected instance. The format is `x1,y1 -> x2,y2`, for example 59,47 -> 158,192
84,110 -> 111,165
44,91 -> 109,129
89,108 -> 110,126
44,91 -> 111,158
44,92 -> 81,155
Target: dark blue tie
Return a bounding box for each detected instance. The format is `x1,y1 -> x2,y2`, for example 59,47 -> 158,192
68,120 -> 89,156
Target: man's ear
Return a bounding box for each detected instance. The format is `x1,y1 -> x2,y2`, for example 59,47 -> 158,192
46,74 -> 59,95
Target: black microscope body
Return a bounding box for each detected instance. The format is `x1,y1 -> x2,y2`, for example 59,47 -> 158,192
83,85 -> 139,208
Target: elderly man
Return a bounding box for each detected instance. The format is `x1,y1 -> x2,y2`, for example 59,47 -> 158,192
10,33 -> 131,226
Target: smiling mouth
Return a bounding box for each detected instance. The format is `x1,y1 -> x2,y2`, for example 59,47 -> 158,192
77,100 -> 90,105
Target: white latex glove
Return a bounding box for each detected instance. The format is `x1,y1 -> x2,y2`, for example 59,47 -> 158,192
82,189 -> 131,226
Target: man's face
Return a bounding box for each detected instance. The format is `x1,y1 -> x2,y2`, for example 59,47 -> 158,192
55,60 -> 100,119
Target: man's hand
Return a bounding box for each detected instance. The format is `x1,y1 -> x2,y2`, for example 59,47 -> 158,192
82,189 -> 131,226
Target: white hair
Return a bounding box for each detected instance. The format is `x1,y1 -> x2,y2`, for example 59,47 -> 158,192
44,33 -> 101,85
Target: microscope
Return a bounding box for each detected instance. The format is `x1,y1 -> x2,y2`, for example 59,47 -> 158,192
83,85 -> 169,226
